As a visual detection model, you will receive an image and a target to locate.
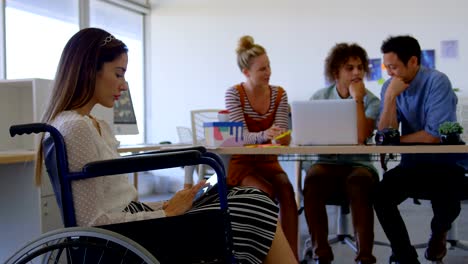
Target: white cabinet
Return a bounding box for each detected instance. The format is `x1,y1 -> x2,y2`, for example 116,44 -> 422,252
0,78 -> 115,261
0,78 -> 53,151
0,78 -> 63,261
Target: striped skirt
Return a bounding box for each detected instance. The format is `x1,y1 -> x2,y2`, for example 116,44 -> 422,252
190,186 -> 279,264
123,187 -> 279,264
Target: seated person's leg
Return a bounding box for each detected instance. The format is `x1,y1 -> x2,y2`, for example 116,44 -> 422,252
240,174 -> 274,198
191,186 -> 289,264
241,172 -> 299,260
303,163 -> 346,262
425,165 -> 464,261
264,224 -> 297,264
346,167 -> 378,263
226,158 -> 299,261
374,166 -> 419,263
261,169 -> 298,258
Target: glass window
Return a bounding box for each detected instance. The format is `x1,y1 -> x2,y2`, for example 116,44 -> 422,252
5,0 -> 78,79
91,0 -> 145,145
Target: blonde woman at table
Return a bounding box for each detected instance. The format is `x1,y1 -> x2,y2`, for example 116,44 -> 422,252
225,35 -> 298,260
302,43 -> 380,264
34,28 -> 296,264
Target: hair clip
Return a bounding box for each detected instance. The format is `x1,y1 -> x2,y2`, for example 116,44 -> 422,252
101,35 -> 115,46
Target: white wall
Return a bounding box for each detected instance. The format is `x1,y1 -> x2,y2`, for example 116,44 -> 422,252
147,0 -> 468,143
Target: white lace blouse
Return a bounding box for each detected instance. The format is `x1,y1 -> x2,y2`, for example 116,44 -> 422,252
49,111 -> 165,226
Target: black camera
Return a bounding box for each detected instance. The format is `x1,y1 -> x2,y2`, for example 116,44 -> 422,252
375,128 -> 400,145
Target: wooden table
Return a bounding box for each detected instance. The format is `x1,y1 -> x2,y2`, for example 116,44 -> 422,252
3,144 -> 467,166
209,144 -> 468,205
209,144 -> 468,155
0,143 -> 188,166
0,144 -> 186,188
3,144 -> 467,203
0,150 -> 35,164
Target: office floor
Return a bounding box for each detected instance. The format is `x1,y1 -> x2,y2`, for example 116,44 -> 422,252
299,200 -> 468,264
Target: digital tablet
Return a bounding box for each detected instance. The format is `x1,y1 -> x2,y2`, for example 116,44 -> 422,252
193,174 -> 218,202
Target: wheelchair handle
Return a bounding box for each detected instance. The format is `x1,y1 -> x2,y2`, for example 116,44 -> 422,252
10,123 -> 48,137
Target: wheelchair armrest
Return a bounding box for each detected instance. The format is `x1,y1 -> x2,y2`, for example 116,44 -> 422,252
123,147 -> 226,175
82,150 -> 202,177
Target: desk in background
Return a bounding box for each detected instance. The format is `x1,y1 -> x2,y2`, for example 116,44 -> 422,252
210,144 -> 468,155
0,150 -> 35,164
44,144 -> 460,162
210,144 -> 468,206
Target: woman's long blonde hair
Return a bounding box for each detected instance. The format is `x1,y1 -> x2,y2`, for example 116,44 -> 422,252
236,35 -> 266,71
34,28 -> 127,185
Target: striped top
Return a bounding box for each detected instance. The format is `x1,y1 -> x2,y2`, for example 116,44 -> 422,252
225,85 -> 289,144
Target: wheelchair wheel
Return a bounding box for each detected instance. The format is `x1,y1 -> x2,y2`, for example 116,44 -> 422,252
5,226 -> 159,264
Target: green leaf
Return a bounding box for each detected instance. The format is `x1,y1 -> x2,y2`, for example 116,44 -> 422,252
438,121 -> 464,134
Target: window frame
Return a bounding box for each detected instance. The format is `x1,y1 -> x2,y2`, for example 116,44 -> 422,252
0,0 -> 150,144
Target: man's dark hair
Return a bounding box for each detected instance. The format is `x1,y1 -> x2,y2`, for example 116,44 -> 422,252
324,43 -> 369,84
381,35 -> 421,65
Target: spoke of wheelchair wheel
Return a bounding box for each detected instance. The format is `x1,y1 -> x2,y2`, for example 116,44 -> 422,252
120,248 -> 129,264
97,249 -> 105,264
83,246 -> 87,264
53,253 -> 59,264
54,246 -> 65,264
49,247 -> 58,264
67,245 -> 72,264
98,239 -> 111,264
51,239 -> 60,264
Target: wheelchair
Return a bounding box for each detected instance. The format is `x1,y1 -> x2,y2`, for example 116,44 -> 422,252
6,123 -> 235,264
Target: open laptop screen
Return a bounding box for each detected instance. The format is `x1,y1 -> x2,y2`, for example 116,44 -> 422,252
291,99 -> 357,145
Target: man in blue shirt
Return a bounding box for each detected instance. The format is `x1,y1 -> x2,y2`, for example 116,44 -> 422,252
375,35 -> 466,264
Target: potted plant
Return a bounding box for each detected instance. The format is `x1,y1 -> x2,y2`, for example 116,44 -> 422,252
438,121 -> 464,144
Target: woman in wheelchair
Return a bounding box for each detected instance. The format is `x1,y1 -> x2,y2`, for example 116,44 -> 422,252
33,27 -> 297,264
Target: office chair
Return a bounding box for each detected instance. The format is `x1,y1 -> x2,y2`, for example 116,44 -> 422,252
190,109 -> 223,146
296,159 -> 390,263
176,125 -> 211,187
176,126 -> 193,144
7,123 -> 234,264
190,109 -> 222,180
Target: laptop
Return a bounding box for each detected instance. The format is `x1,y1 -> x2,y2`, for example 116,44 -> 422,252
291,99 -> 357,145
